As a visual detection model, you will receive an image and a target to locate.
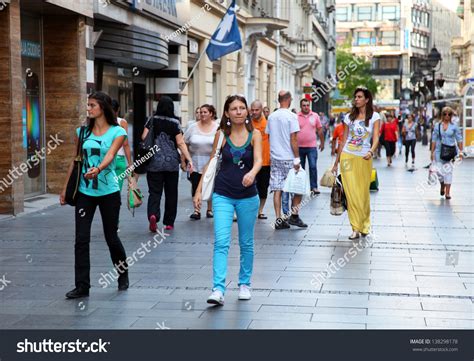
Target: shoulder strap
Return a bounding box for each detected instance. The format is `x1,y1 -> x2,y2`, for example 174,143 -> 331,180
215,131 -> 225,156
76,126 -> 85,160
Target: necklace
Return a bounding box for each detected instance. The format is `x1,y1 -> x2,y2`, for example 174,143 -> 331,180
226,132 -> 252,165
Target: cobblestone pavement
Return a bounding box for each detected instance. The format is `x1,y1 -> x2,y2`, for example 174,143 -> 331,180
0,141 -> 472,329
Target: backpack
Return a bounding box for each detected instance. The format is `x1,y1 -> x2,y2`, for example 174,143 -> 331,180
146,116 -> 181,172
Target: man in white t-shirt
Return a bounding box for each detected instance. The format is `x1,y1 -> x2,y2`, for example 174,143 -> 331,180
266,90 -> 307,230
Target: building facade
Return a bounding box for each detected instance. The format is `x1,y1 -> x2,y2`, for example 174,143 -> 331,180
182,0 -> 336,124
0,0 -> 336,214
431,0 -> 461,99
451,0 -> 474,91
181,0 -> 287,125
336,0 -> 460,110
0,0 -> 91,214
0,0 -> 185,214
277,0 -> 336,114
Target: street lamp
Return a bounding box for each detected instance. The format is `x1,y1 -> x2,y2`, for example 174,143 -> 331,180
427,45 -> 442,98
410,70 -> 425,114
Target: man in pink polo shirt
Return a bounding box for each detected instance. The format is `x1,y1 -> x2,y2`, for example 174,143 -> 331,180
297,99 -> 325,194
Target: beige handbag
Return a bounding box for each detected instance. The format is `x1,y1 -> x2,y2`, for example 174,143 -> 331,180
202,131 -> 225,201
320,168 -> 336,188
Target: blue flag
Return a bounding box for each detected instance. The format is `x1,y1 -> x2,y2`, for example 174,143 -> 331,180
206,0 -> 242,62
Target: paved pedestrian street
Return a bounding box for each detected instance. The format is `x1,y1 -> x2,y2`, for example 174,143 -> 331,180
0,145 -> 472,330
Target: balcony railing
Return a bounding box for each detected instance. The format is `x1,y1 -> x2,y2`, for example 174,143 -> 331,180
296,40 -> 314,56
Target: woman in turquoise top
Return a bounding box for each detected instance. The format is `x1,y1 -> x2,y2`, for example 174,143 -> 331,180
60,91 -> 129,299
431,106 -> 463,199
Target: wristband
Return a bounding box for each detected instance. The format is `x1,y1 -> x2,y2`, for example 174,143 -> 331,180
96,166 -> 102,174
293,158 -> 301,166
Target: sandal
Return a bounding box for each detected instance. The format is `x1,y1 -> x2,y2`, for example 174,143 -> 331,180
445,195 -> 451,200
190,211 -> 201,220
206,210 -> 214,218
348,232 -> 360,240
258,214 -> 268,219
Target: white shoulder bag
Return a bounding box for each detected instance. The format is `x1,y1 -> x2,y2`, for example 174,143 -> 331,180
201,131 -> 225,201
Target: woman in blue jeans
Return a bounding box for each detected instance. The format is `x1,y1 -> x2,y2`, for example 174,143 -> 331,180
194,95 -> 262,306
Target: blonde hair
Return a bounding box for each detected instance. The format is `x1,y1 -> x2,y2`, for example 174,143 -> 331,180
441,106 -> 454,121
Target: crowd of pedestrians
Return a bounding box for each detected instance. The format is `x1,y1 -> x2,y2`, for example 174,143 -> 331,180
60,87 -> 464,303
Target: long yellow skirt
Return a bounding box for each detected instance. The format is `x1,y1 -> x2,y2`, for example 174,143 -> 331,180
340,152 -> 372,234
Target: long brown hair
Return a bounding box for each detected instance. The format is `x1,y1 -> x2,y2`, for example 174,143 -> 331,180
349,86 -> 374,127
86,91 -> 118,138
219,95 -> 253,136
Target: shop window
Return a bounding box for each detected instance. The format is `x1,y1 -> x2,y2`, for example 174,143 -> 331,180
21,14 -> 45,196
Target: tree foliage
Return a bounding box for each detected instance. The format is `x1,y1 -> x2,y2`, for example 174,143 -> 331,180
333,40 -> 382,105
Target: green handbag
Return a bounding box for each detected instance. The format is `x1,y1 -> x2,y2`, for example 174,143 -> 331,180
127,175 -> 144,216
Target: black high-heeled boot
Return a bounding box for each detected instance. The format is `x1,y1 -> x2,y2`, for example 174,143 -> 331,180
118,272 -> 129,291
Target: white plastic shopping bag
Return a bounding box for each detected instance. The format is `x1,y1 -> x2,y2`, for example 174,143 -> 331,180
427,162 -> 439,185
282,168 -> 311,196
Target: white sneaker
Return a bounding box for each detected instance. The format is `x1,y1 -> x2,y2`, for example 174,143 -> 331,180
238,285 -> 251,300
207,290 -> 224,305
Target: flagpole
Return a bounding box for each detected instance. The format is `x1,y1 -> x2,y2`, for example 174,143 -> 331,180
180,47 -> 207,92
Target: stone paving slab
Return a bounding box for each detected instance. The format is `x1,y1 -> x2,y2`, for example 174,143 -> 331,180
0,145 -> 472,329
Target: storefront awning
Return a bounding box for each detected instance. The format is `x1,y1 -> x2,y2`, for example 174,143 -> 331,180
94,22 -> 169,70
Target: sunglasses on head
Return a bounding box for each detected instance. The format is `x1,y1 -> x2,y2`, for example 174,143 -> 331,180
227,94 -> 245,99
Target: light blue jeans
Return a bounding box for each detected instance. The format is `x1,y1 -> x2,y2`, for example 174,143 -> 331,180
282,192 -> 293,217
212,193 -> 259,293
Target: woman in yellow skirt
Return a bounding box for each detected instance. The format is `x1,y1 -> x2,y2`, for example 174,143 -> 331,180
332,86 -> 380,239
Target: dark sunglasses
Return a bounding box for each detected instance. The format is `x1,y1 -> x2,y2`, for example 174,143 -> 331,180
443,112 -> 453,116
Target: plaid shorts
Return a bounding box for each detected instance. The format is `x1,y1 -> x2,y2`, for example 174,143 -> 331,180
270,159 -> 293,191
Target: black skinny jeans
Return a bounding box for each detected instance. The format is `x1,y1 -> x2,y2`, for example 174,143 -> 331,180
75,191 -> 127,289
146,171 -> 179,226
405,139 -> 416,162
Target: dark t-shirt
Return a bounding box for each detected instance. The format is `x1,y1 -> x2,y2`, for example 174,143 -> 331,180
145,115 -> 181,146
145,115 -> 182,172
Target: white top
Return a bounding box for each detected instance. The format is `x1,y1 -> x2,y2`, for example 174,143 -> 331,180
116,117 -> 127,156
342,112 -> 380,157
265,108 -> 300,160
184,122 -> 219,173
